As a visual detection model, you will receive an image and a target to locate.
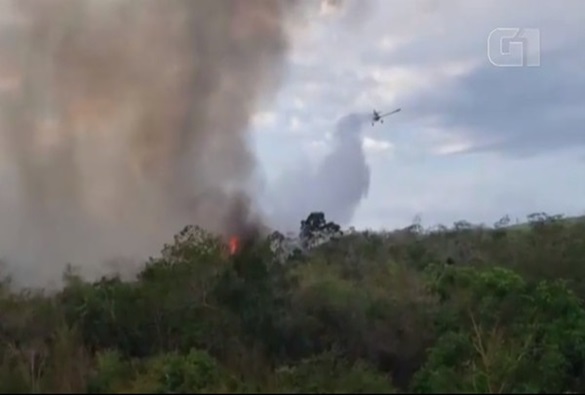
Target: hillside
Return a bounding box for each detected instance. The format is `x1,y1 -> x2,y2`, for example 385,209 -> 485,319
1,211 -> 585,393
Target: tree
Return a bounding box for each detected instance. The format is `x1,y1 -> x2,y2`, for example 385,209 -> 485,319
299,212 -> 342,250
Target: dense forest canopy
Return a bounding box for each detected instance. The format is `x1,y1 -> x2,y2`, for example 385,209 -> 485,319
0,211 -> 584,393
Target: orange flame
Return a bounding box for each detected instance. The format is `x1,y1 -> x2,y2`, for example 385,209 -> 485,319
228,236 -> 240,256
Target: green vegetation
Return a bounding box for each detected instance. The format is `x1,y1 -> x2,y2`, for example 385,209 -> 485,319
0,211 -> 584,393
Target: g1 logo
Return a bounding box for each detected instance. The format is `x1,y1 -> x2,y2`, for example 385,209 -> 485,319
487,28 -> 540,67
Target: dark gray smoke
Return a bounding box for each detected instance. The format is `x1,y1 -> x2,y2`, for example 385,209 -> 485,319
263,113 -> 371,232
0,0 -> 300,288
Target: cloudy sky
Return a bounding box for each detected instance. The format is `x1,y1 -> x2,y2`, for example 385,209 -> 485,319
250,0 -> 585,231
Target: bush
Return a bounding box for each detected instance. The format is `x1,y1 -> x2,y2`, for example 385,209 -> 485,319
275,351 -> 395,393
125,349 -> 237,393
413,265 -> 585,393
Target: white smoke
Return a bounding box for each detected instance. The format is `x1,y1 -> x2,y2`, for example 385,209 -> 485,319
262,113 -> 371,233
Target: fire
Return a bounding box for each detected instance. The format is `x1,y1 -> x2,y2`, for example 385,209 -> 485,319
228,235 -> 240,256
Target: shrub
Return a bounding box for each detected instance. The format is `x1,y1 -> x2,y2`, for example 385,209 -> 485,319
413,265 -> 585,393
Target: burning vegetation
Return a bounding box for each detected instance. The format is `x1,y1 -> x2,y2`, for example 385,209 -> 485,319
228,235 -> 240,256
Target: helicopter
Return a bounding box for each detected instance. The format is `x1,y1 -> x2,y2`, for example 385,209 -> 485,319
372,107 -> 401,126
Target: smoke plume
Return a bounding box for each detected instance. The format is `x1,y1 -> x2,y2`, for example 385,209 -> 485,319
263,113 -> 371,232
0,0 -> 299,288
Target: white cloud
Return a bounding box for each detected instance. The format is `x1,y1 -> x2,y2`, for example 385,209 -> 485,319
354,60 -> 477,111
306,139 -> 329,155
353,66 -> 428,109
414,126 -> 478,156
431,140 -> 474,156
299,81 -> 324,98
440,59 -> 480,78
288,116 -> 303,133
376,35 -> 411,52
363,137 -> 394,154
292,97 -> 306,110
